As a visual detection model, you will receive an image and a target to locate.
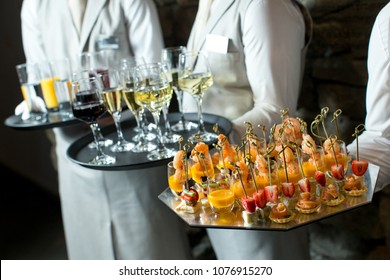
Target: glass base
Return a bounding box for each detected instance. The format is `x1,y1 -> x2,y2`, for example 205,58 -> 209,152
132,132 -> 156,142
146,147 -> 176,161
89,153 -> 116,165
132,141 -> 157,153
25,112 -> 47,123
162,132 -> 182,144
110,140 -> 135,152
189,131 -> 218,142
171,119 -> 198,132
88,138 -> 113,149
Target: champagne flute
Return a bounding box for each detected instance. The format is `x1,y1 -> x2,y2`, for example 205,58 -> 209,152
162,46 -> 197,132
179,51 -> 217,142
120,57 -> 156,143
70,77 -> 116,165
100,69 -> 135,152
160,64 -> 182,144
120,60 -> 157,153
133,62 -> 177,160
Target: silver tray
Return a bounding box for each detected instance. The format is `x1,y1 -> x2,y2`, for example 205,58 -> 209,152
158,163 -> 379,231
67,113 -> 232,171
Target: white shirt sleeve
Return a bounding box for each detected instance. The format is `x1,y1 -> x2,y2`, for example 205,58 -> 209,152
347,3 -> 390,192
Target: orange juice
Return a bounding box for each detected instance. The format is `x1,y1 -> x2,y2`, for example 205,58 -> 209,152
231,180 -> 256,200
277,169 -> 302,184
21,85 -> 31,110
302,161 -> 316,178
40,77 -> 59,109
168,175 -> 184,194
207,189 -> 235,213
324,153 -> 350,172
190,162 -> 215,184
254,174 -> 278,188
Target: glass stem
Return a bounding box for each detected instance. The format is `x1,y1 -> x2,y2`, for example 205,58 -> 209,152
96,124 -> 105,141
196,95 -> 205,134
90,122 -> 105,158
152,111 -> 165,152
113,113 -> 125,143
137,111 -> 147,144
176,89 -> 186,128
162,104 -> 172,136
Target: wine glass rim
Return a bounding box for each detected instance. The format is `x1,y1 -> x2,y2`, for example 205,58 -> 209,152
163,46 -> 187,52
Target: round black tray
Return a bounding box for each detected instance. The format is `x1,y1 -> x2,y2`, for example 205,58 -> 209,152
66,113 -> 233,171
4,113 -> 80,130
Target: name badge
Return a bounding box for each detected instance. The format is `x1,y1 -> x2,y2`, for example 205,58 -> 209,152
96,35 -> 120,51
204,34 -> 229,54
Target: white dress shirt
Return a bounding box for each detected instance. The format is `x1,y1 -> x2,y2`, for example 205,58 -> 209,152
347,2 -> 390,192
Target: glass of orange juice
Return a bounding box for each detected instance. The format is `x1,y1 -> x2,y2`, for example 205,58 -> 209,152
189,152 -> 215,186
38,61 -> 59,113
323,139 -> 351,172
167,161 -> 185,199
207,180 -> 235,214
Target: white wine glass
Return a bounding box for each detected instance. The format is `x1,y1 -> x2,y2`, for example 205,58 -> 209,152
178,51 -> 217,142
120,59 -> 157,153
70,77 -> 116,165
159,59 -> 182,144
133,62 -> 177,160
100,69 -> 135,152
162,46 -> 198,132
120,57 -> 156,143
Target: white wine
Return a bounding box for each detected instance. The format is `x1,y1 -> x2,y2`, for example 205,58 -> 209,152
134,82 -> 172,113
170,68 -> 179,91
123,87 -> 141,115
179,72 -> 213,97
102,87 -> 122,115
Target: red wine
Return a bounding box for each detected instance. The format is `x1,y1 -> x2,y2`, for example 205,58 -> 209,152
72,90 -> 105,123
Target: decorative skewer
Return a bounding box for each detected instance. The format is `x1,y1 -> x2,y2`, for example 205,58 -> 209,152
331,109 -> 342,139
351,124 -> 369,176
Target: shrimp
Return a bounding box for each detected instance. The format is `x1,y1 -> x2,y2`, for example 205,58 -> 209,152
236,160 -> 249,181
173,168 -> 186,182
323,136 -> 341,154
287,161 -> 300,174
283,117 -> 303,145
191,142 -> 210,158
279,146 -> 295,163
301,134 -> 316,156
255,154 -> 268,175
173,150 -> 186,170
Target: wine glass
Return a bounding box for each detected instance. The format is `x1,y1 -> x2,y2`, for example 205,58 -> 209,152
100,69 -> 135,152
159,60 -> 182,144
73,54 -> 113,149
162,46 -> 198,132
133,62 -> 177,160
120,57 -> 156,143
178,51 -> 217,142
120,59 -> 157,153
70,77 -> 116,165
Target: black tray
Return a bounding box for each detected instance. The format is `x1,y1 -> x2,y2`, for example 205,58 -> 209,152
67,113 -> 232,171
158,163 -> 379,231
4,113 -> 80,130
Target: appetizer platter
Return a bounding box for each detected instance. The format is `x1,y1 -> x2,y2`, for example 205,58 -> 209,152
158,108 -> 379,231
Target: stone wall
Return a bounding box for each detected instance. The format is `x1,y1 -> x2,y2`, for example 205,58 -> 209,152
299,0 -> 388,143
155,0 -> 388,144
